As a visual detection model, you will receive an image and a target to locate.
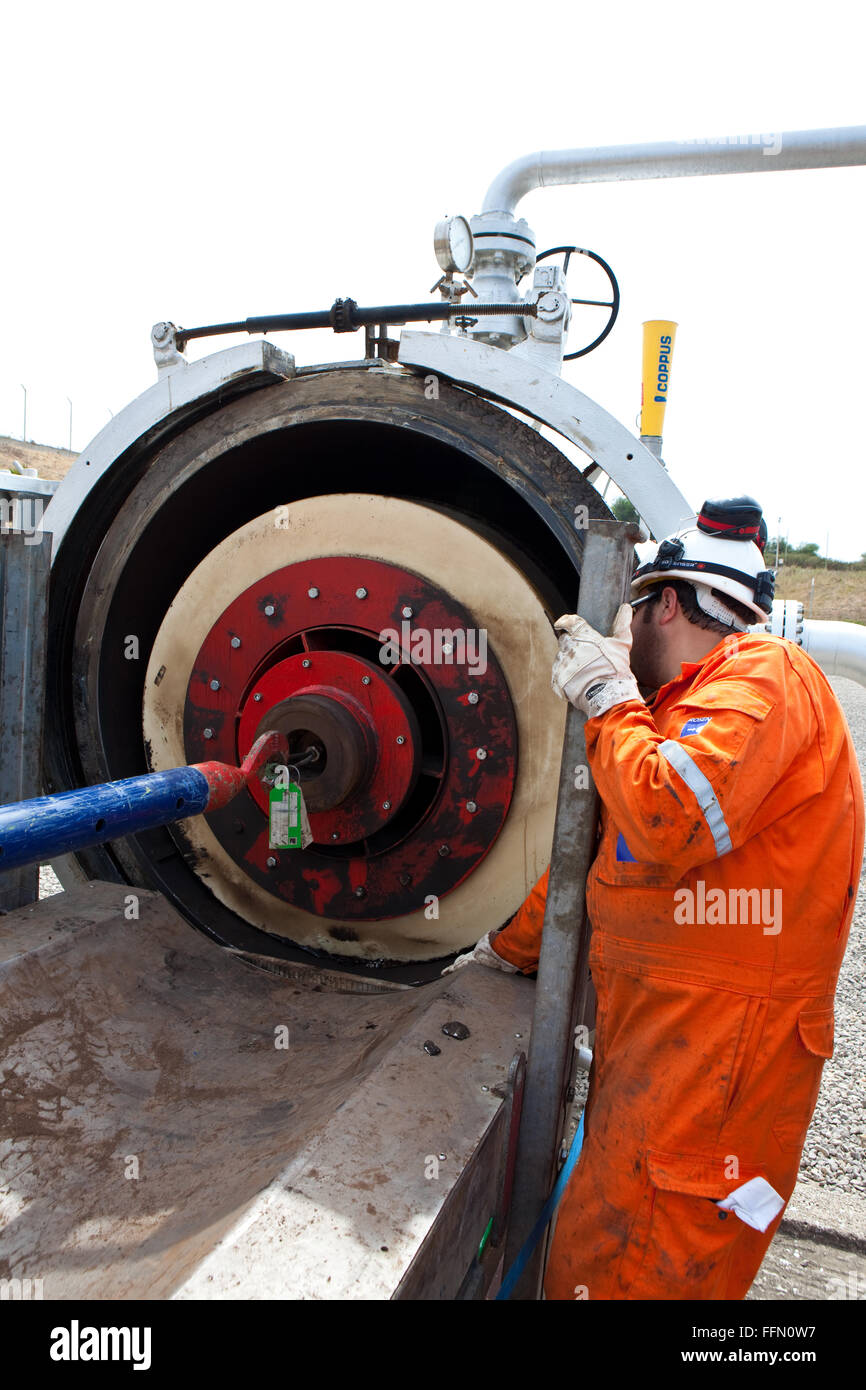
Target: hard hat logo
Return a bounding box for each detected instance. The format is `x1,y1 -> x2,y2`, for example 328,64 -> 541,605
631,496 -> 775,627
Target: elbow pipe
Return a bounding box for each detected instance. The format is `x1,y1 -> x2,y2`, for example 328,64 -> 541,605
482,126 -> 866,215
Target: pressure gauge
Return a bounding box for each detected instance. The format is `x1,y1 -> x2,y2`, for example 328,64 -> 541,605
433,215 -> 474,274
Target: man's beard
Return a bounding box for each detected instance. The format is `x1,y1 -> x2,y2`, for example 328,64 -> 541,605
630,611 -> 666,697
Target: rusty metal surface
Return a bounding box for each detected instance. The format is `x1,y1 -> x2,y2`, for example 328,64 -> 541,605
0,883 -> 533,1299
183,553 -> 517,925
0,532 -> 50,912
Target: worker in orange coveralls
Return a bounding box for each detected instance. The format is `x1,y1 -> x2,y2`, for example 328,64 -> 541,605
447,497 -> 864,1300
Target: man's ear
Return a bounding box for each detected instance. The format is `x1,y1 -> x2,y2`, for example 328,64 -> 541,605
657,585 -> 680,625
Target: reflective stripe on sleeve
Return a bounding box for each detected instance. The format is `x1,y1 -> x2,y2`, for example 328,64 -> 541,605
657,739 -> 733,857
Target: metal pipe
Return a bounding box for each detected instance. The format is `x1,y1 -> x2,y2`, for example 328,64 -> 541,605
801,618 -> 866,686
483,126 -> 866,214
175,299 -> 538,350
502,519 -> 641,1299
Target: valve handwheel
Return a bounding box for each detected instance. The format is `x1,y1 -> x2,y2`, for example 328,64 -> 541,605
535,244 -> 620,360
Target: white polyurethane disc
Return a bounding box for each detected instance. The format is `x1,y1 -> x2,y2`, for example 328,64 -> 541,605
143,494 -> 565,961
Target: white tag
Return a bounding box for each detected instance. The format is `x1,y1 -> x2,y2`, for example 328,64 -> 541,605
715,1176 -> 785,1232
298,788 -> 313,849
269,799 -> 289,848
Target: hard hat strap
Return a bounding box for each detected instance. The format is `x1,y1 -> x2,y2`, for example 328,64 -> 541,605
636,554 -> 770,596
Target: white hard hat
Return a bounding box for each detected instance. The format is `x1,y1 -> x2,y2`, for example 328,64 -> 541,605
631,497 -> 775,629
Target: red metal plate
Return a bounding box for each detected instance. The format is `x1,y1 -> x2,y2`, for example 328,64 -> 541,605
237,651 -> 420,843
182,556 -> 517,923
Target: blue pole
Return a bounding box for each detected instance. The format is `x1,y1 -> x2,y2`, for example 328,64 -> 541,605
0,767 -> 211,873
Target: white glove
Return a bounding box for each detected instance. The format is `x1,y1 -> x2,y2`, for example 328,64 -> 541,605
551,603 -> 643,718
441,930 -> 519,975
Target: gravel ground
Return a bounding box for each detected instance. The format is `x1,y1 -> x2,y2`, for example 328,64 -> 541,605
798,676 -> 866,1197
38,864 -> 63,898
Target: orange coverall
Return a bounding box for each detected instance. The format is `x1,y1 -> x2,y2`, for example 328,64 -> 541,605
492,632 -> 864,1299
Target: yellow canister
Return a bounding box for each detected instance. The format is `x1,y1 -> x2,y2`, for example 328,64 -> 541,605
640,320 -> 677,438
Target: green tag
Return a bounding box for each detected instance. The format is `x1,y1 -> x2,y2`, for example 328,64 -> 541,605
269,766 -> 312,850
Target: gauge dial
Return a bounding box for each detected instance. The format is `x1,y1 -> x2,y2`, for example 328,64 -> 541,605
433,215 -> 474,274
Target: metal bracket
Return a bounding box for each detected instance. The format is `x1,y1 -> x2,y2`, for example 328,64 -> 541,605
151,321 -> 186,374
397,329 -> 694,540
511,264 -> 571,374
44,340 -> 297,560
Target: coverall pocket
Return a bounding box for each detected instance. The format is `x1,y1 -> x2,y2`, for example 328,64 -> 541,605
670,686 -> 772,726
624,1150 -> 762,1299
771,1007 -> 834,1152
719,995 -> 769,1133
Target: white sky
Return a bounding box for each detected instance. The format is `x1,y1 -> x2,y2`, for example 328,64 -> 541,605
2,0 -> 864,556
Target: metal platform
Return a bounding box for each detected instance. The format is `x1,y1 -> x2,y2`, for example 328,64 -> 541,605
0,882 -> 532,1299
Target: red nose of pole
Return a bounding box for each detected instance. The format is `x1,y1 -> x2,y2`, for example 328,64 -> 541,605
192,731 -> 290,812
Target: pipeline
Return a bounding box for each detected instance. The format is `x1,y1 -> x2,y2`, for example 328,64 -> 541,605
802,619 -> 866,687
483,126 -> 866,215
